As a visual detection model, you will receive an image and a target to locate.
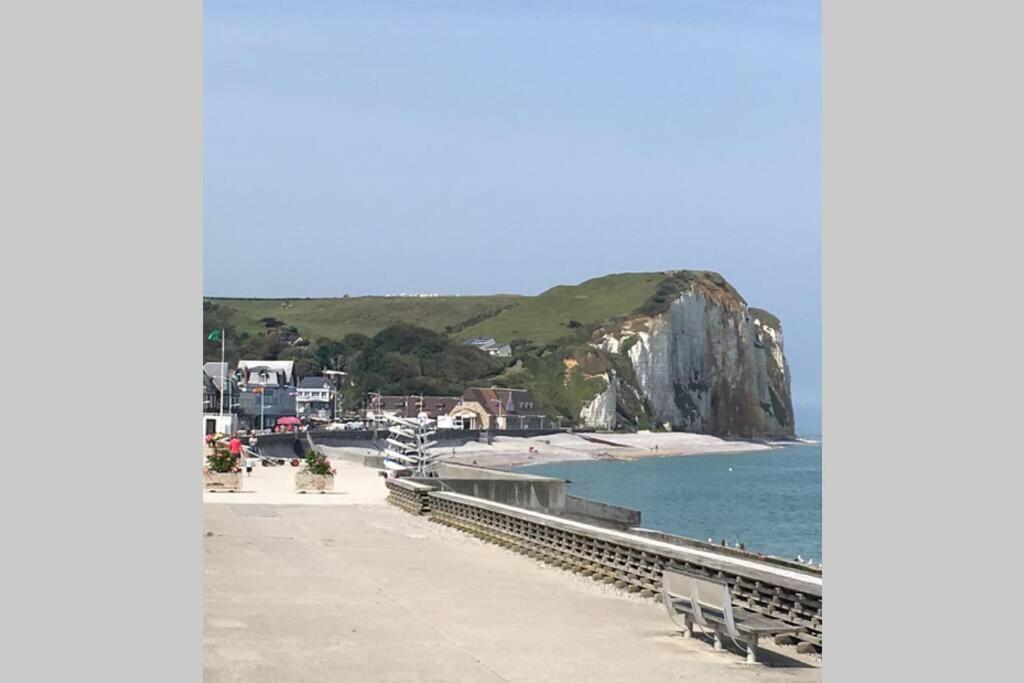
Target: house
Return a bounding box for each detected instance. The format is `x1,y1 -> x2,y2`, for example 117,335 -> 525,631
202,362 -> 236,413
296,376 -> 336,421
236,360 -> 295,386
463,336 -> 513,358
235,360 -> 297,430
368,394 -> 462,420
202,362 -> 239,435
451,387 -> 546,430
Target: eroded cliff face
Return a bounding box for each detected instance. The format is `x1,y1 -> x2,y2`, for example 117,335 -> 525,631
578,373 -> 618,430
590,283 -> 794,438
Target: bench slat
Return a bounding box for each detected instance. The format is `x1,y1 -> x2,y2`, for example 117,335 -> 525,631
670,600 -> 802,635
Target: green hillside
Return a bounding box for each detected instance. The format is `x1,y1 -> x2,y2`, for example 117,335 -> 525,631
203,270 -> 755,427
455,272 -> 666,344
208,295 -> 522,340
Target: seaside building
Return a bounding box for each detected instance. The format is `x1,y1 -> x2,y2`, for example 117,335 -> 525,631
452,387 -> 545,430
235,360 -> 297,430
202,362 -> 239,435
368,394 -> 462,421
295,376 -> 336,422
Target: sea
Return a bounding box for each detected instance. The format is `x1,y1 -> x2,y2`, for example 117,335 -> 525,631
520,440 -> 822,564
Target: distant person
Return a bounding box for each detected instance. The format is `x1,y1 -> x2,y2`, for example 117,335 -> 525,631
229,433 -> 243,466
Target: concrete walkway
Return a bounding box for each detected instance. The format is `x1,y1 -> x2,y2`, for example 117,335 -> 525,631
204,461 -> 821,681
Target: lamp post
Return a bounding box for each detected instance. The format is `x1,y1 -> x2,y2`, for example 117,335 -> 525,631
254,386 -> 270,431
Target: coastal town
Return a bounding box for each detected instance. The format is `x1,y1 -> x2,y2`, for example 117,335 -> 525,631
202,310 -> 823,681
203,356 -> 552,436
197,1 -> 823,676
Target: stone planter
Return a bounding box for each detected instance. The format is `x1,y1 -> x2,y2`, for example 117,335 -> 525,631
204,471 -> 242,492
295,471 -> 334,493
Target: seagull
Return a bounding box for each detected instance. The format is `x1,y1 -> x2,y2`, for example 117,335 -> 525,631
796,554 -> 804,563
708,538 -> 714,543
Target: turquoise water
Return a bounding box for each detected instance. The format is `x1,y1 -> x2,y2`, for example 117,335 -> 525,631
521,441 -> 822,563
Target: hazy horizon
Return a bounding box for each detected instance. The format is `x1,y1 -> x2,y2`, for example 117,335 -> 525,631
204,1 -> 820,412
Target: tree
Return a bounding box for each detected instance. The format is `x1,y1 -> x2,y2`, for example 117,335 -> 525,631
312,338 -> 346,371
278,346 -> 320,380
203,300 -> 241,363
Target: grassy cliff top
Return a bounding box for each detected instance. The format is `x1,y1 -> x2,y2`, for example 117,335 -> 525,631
748,307 -> 781,330
455,272 -> 667,344
207,270 -> 748,344
207,295 -> 522,340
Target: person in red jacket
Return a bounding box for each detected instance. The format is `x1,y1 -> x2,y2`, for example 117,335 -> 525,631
228,434 -> 243,470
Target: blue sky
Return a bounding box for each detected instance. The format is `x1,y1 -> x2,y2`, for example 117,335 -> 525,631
204,1 -> 820,417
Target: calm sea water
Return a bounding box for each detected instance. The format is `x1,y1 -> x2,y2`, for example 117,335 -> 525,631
521,441 -> 822,563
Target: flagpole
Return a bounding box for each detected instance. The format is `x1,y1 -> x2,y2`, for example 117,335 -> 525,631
219,329 -> 225,417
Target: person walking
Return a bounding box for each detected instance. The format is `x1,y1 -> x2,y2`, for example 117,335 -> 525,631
228,433 -> 244,472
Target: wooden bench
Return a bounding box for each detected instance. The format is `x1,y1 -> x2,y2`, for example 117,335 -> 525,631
661,568 -> 803,663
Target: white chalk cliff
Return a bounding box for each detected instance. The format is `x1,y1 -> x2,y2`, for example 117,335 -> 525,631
584,280 -> 794,438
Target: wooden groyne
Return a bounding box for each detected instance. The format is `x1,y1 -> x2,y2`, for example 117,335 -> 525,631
385,479 -> 822,651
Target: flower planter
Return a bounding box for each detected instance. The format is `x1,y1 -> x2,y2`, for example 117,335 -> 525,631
204,471 -> 242,492
295,471 -> 334,493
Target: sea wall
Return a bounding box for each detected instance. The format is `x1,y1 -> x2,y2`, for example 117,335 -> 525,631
408,489 -> 822,650
564,495 -> 640,530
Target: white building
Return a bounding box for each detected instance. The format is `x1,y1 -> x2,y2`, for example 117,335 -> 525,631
296,376 -> 336,421
463,336 -> 512,358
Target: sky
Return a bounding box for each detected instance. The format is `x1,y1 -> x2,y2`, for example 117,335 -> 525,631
204,1 -> 821,417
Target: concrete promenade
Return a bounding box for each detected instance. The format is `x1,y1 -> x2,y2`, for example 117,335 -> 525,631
204,461 -> 821,681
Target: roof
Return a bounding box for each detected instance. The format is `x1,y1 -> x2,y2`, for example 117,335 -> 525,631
203,362 -> 230,392
370,395 -> 462,418
465,336 -> 497,347
238,360 -> 294,384
298,376 -> 332,389
462,387 -> 543,416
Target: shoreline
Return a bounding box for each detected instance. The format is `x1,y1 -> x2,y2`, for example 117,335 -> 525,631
437,431 -> 795,469
311,432 -> 817,470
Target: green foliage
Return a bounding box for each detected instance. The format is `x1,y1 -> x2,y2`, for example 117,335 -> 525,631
633,270 -> 744,317
207,295 -> 524,341
456,272 -> 665,345
302,450 -> 336,476
203,300 -> 242,364
277,346 -> 320,379
203,271 -> 759,428
350,324 -> 505,396
619,334 -> 640,355
444,304 -> 517,335
205,447 -> 240,474
749,307 -> 781,330
237,333 -> 286,362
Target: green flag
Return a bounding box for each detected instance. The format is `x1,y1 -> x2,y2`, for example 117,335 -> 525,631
207,330 -> 222,342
